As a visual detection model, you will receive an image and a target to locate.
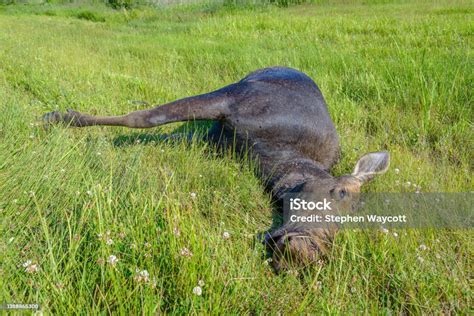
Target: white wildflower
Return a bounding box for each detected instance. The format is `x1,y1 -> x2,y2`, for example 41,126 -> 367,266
86,190 -> 93,196
173,226 -> 181,236
198,279 -> 205,287
23,260 -> 39,273
392,232 -> 398,237
417,256 -> 424,263
222,231 -> 230,240
22,260 -> 32,268
134,269 -> 150,283
381,227 -> 389,234
394,168 -> 400,174
107,255 -> 118,266
190,192 -> 197,199
25,263 -> 39,273
180,247 -> 193,257
106,238 -> 113,245
418,244 -> 428,251
193,286 -> 202,296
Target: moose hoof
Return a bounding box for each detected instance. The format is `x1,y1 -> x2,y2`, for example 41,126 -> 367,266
42,109 -> 83,127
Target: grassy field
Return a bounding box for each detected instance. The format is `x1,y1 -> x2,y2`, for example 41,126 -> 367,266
0,0 -> 472,314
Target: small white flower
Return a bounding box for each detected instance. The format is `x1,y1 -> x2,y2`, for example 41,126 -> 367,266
60,169 -> 66,173
180,247 -> 193,257
8,237 -> 14,243
160,149 -> 165,153
173,226 -> 181,236
287,270 -> 299,277
222,231 -> 230,239
22,260 -> 32,268
134,269 -> 150,283
313,281 -> 322,290
29,191 -> 35,197
107,255 -> 118,266
106,238 -> 113,245
12,199 -> 18,204
190,192 -> 197,199
86,190 -> 93,196
97,233 -> 103,239
406,181 -> 411,187
199,174 -> 203,178
417,256 -> 424,263
198,279 -> 205,287
76,191 -> 81,196
350,287 -> 357,293
193,286 -> 202,296
392,232 -> 398,237
381,227 -> 389,234
96,152 -> 102,156
144,242 -> 151,248
394,168 -> 400,174
25,263 -> 39,273
119,232 -> 126,239
418,244 -> 428,251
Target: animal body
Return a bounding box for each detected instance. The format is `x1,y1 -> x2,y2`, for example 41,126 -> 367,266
43,67 -> 389,271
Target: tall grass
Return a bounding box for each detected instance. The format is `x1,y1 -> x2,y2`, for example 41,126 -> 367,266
0,0 -> 472,313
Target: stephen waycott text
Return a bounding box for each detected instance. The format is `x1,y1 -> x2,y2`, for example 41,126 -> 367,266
290,214 -> 408,224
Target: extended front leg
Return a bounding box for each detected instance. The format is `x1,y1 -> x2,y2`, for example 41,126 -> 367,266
43,86 -> 234,129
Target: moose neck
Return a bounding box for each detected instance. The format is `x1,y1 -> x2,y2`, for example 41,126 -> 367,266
262,156 -> 335,200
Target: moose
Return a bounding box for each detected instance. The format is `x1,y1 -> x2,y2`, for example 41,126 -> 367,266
43,67 -> 389,272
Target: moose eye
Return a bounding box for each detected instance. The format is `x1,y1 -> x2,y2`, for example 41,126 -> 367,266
339,189 -> 347,199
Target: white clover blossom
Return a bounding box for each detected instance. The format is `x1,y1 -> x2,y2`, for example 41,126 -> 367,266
190,192 -> 197,199
198,279 -> 205,287
418,244 -> 428,251
106,238 -> 113,245
193,286 -> 202,296
134,269 -> 150,283
222,231 -> 230,239
22,260 -> 32,268
107,255 -> 118,266
394,168 -> 400,174
23,260 -> 39,273
180,247 -> 193,257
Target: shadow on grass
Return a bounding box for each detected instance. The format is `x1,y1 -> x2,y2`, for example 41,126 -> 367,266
112,121 -> 213,147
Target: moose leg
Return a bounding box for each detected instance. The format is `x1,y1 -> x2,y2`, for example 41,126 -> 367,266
43,88 -> 234,128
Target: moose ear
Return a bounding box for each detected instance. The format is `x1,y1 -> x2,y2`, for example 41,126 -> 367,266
352,151 -> 390,183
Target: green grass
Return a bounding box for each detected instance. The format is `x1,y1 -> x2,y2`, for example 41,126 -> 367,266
0,0 -> 472,314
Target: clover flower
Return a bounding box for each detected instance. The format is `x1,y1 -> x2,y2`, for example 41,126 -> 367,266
180,247 -> 193,257
193,286 -> 202,296
107,255 -> 118,266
